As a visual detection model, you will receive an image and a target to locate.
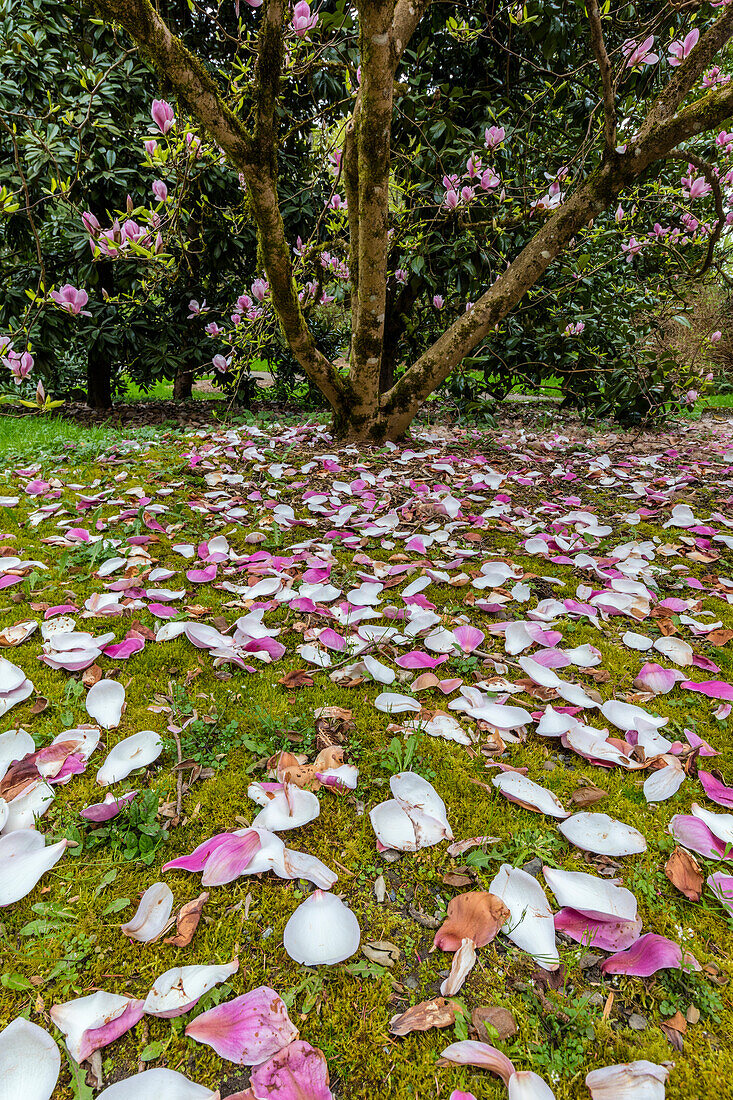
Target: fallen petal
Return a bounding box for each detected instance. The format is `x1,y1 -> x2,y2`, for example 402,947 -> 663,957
121,882 -> 174,942
439,1040 -> 515,1085
144,959 -> 239,1017
585,1061 -> 669,1099
434,891 -> 510,951
50,991 -> 145,1062
85,679 -> 125,729
283,890 -> 360,965
0,1017 -> 60,1100
185,986 -> 299,1064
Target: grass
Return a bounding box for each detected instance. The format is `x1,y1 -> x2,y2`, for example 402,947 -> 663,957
0,416 -> 161,462
0,418 -> 731,1098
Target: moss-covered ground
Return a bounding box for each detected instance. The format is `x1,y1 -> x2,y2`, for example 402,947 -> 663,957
0,415 -> 732,1098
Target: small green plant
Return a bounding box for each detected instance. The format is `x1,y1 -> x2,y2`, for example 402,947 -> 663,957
82,789 -> 166,865
466,826 -> 565,870
378,732 -> 435,780
252,705 -> 317,756
511,990 -> 599,1079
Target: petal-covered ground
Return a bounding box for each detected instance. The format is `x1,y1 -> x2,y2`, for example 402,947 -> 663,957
0,415 -> 733,1098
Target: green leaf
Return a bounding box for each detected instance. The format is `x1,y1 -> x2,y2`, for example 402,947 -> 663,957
101,897 -> 129,915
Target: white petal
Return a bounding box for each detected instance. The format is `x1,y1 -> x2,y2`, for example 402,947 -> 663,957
489,863 -> 559,971
363,654 -> 395,684
508,1071 -> 557,1100
652,636 -> 693,666
283,889 -> 360,965
2,781 -> 54,832
0,1017 -> 60,1100
144,960 -> 239,1018
51,726 -> 100,760
600,699 -> 667,733
0,657 -> 28,693
374,692 -> 421,713
493,772 -> 569,819
86,679 -> 125,729
96,731 -> 163,786
643,764 -> 685,803
543,866 -> 637,921
121,882 -> 174,942
536,707 -> 576,738
250,788 -> 320,831
0,831 -> 67,906
622,631 -> 653,651
440,937 -> 476,995
585,1060 -> 669,1099
0,678 -> 33,717
370,798 -> 422,851
691,802 -> 733,845
0,727 -> 35,780
559,813 -> 647,856
96,1068 -> 219,1099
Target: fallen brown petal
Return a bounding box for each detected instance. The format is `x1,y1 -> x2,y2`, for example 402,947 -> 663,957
664,846 -> 703,902
82,663 -> 103,688
389,997 -> 456,1037
569,782 -> 608,807
434,891 -> 510,952
471,1005 -> 517,1041
440,937 -> 476,995
164,892 -> 209,947
446,836 -> 500,857
278,669 -> 314,689
361,940 -> 400,968
442,871 -> 474,888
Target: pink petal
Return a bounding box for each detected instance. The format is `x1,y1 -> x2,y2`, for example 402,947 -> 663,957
103,634 -> 146,659
698,770 -> 733,809
633,662 -> 684,695
682,678 -> 733,701
669,813 -> 732,860
186,564 -> 218,583
453,625 -> 485,653
249,1040 -> 333,1100
600,932 -> 693,976
185,986 -> 299,1064
394,651 -> 449,669
708,872 -> 733,917
200,831 -> 262,886
684,727 -> 719,756
78,998 -> 145,1061
81,791 -> 138,822
162,833 -> 236,873
554,909 -> 642,952
318,628 -> 347,652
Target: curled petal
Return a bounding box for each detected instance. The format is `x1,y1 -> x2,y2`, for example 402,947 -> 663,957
144,959 -> 239,1018
600,932 -> 695,977
249,1040 -> 332,1100
559,812 -> 647,856
439,1040 -> 515,1085
440,936 -> 476,995
85,679 -> 125,728
50,991 -> 145,1063
508,1071 -> 557,1099
0,830 -> 67,906
434,891 -> 509,951
553,909 -> 642,952
283,889 -> 359,965
489,863 -> 558,970
96,730 -> 163,786
585,1061 -> 669,1099
121,882 -> 174,942
96,1068 -> 220,1099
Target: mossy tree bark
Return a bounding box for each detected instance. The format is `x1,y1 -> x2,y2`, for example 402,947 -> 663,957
92,0 -> 733,441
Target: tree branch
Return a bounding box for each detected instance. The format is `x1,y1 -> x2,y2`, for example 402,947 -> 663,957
391,0 -> 432,69
384,71 -> 733,436
92,0 -> 347,413
586,0 -> 616,150
668,150 -> 725,277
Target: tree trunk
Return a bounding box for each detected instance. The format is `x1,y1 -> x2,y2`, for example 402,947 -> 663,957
173,367 -> 194,399
86,346 -> 113,409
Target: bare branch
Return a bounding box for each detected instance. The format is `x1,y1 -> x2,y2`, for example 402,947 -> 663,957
391,0 -> 432,69
586,0 -> 616,150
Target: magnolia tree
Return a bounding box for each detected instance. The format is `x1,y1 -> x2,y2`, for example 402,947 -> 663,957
7,0 -> 733,434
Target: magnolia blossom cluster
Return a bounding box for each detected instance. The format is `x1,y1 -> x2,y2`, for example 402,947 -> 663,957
564,321 -> 585,336
83,210 -> 163,259
0,337 -> 33,384
441,126 -> 504,210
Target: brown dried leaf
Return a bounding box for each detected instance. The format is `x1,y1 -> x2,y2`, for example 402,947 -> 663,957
164,892 -> 209,947
442,871 -> 474,888
434,891 -> 510,952
471,1005 -> 517,1041
707,629 -> 733,647
389,997 -> 456,1037
82,663 -> 103,688
278,669 -> 315,689
29,696 -> 48,715
569,782 -> 608,807
664,847 -> 703,902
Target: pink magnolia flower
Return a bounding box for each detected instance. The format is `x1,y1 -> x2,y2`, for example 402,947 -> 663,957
682,175 -> 712,200
466,154 -> 482,179
615,204 -> 625,223
394,269 -> 407,284
50,284 -> 91,317
151,99 -> 175,134
212,354 -> 231,373
621,236 -> 644,262
444,189 -> 460,210
292,0 -> 318,36
231,312 -> 242,325
81,211 -> 100,236
480,168 -> 500,190
152,179 -> 168,202
187,299 -> 207,318
623,35 -> 658,68
703,67 -> 729,87
251,277 -> 269,302
433,294 -> 445,309
711,330 -> 722,343
205,321 -> 221,336
716,130 -> 733,146
144,139 -> 157,156
442,173 -> 460,190
329,149 -> 342,173
484,125 -> 505,150
564,321 -> 585,336
651,223 -> 669,240
6,350 -> 33,384
685,389 -> 699,405
668,28 -> 699,66
329,193 -> 346,210
237,294 -> 253,311
460,185 -> 475,203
